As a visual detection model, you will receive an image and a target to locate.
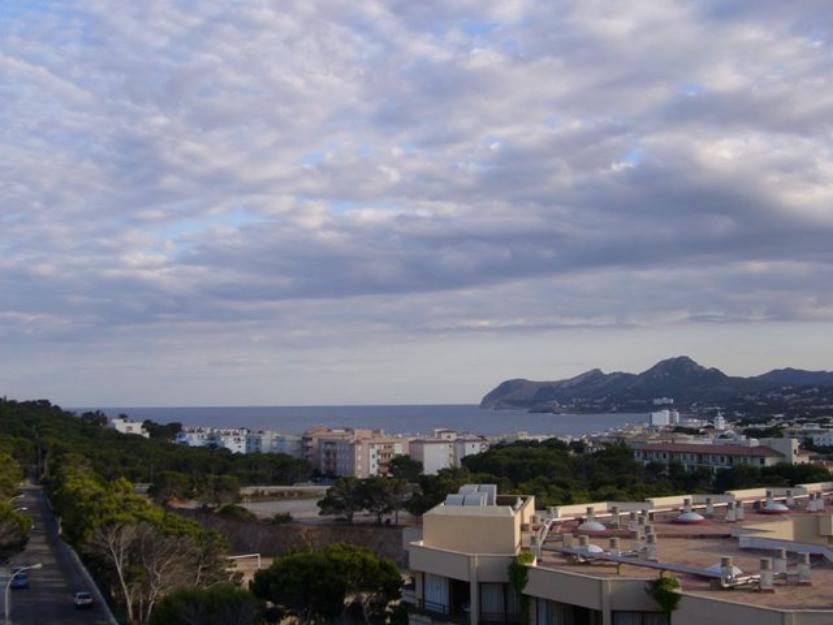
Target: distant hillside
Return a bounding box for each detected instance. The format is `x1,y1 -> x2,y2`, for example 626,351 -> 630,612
480,356 -> 833,410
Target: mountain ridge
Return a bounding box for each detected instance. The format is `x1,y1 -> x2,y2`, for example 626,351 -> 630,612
480,356 -> 833,410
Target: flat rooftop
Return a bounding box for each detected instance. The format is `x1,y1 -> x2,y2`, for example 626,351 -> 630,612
539,505 -> 833,610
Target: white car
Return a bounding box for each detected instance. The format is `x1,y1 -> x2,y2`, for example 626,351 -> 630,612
73,591 -> 94,609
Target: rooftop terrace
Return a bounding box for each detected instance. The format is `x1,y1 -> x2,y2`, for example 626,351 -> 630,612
536,489 -> 833,611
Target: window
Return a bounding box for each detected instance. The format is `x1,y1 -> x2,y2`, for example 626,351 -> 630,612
424,574 -> 449,614
613,612 -> 669,625
536,599 -> 602,625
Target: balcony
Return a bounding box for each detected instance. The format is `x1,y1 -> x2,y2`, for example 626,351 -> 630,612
407,599 -> 469,625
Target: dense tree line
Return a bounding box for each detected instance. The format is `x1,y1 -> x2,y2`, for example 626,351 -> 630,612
0,449 -> 31,559
0,398 -> 311,492
458,439 -> 832,507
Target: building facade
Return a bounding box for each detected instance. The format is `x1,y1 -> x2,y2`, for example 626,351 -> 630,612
406,482 -> 833,625
110,416 -> 150,438
632,442 -> 784,471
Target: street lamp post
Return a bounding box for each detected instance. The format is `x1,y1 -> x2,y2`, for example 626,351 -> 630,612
3,563 -> 42,625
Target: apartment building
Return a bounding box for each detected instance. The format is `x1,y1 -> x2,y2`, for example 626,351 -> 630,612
632,442 -> 784,471
245,430 -> 304,457
410,430 -> 490,475
175,427 -> 247,454
406,483 -> 833,625
308,427 -> 408,477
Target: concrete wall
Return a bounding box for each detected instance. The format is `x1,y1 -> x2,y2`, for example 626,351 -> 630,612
409,543 -> 472,581
423,509 -> 519,554
673,593 -> 833,625
799,481 -> 833,493
525,565 -> 659,622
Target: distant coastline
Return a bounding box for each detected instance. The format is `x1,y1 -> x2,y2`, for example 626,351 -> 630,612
73,403 -> 649,437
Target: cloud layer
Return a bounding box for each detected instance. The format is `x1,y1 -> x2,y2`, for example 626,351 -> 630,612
2,0 -> 833,404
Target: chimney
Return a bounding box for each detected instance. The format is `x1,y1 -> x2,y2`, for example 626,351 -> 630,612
798,553 -> 812,586
608,537 -> 621,557
705,497 -> 714,517
627,511 -> 638,532
726,501 -> 737,523
683,498 -> 692,514
610,505 -> 620,527
786,489 -> 794,508
586,506 -> 595,520
759,558 -> 774,592
736,501 -> 745,521
720,556 -> 735,585
562,533 -> 574,549
773,548 -> 787,575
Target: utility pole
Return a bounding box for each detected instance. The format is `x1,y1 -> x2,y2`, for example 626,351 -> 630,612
3,563 -> 43,625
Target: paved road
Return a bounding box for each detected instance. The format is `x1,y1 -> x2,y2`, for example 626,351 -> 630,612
5,486 -> 113,624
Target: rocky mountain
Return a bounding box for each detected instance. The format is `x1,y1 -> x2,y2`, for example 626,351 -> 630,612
480,356 -> 833,410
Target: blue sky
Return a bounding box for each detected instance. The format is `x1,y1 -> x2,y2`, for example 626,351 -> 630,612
1,0 -> 833,406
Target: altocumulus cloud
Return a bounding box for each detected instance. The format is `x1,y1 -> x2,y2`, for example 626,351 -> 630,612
1,0 -> 833,404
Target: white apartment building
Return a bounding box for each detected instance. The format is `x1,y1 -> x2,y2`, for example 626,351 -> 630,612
246,430 -> 304,457
110,416 -> 149,438
410,431 -> 490,475
175,427 -> 248,454
410,439 -> 456,475
649,409 -> 680,427
812,432 -> 833,447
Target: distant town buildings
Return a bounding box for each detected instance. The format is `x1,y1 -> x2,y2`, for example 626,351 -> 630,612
170,423 -> 488,478
246,430 -> 304,457
632,442 -> 785,471
649,409 -> 680,427
109,416 -> 149,438
174,427 -> 248,454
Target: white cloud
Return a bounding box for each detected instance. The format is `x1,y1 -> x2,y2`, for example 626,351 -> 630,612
1,0 -> 832,404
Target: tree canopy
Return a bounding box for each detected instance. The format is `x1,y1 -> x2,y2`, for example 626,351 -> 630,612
251,543 -> 401,625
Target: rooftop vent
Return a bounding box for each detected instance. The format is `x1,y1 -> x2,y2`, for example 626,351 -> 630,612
673,498 -> 706,524
578,506 -> 607,534
761,500 -> 789,515
577,535 -> 604,555
759,558 -> 774,593
798,553 -> 812,586
706,556 -> 742,584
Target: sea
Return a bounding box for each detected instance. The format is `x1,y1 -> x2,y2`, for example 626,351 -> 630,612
80,404 -> 648,437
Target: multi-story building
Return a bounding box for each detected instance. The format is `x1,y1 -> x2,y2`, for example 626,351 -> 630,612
109,416 -> 149,438
175,427 -> 248,454
306,427 -> 408,477
246,430 -> 304,457
632,442 -> 785,471
410,430 -> 490,475
406,482 -> 833,625
410,439 -> 456,475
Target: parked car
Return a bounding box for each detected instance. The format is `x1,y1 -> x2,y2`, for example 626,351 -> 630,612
10,572 -> 29,589
73,591 -> 94,609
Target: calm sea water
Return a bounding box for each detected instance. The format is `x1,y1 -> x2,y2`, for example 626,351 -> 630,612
80,404 -> 647,437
